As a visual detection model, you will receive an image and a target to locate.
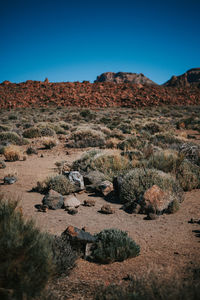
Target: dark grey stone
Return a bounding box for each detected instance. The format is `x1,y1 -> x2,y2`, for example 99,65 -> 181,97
42,189 -> 64,210
4,176 -> 17,184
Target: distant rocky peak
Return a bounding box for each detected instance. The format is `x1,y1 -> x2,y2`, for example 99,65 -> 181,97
164,68 -> 200,87
95,72 -> 157,85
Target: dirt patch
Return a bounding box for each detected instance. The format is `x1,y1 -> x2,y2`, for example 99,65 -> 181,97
0,144 -> 200,299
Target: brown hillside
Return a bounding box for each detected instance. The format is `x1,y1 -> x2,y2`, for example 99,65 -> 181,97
0,80 -> 200,109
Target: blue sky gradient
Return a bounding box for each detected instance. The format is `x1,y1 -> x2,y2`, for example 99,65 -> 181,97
1,0 -> 200,84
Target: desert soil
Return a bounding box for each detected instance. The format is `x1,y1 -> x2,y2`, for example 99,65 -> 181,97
0,143 -> 200,299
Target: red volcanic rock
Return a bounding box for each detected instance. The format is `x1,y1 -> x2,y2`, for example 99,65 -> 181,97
44,77 -> 49,84
0,79 -> 199,109
2,80 -> 11,85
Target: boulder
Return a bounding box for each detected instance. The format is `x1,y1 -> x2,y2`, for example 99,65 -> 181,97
64,171 -> 84,190
113,175 -> 124,196
97,180 -> 113,196
4,176 -> 17,185
142,185 -> 174,214
62,226 -> 96,257
83,170 -> 106,186
83,199 -> 96,207
100,204 -> 115,214
0,160 -> 6,169
42,189 -> 64,210
66,208 -> 78,215
64,195 -> 81,208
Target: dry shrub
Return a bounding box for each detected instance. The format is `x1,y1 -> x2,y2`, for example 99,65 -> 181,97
22,127 -> 41,138
105,138 -> 119,149
120,168 -> 183,206
0,131 -> 28,145
35,175 -> 75,195
4,145 -> 21,161
90,153 -> 135,181
42,138 -> 58,149
66,128 -> 106,148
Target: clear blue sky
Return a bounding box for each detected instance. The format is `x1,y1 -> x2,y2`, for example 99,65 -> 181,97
1,0 -> 200,84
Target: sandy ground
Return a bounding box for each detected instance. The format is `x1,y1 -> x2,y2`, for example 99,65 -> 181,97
0,143 -> 200,299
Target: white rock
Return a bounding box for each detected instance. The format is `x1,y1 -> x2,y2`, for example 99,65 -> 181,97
64,195 -> 81,208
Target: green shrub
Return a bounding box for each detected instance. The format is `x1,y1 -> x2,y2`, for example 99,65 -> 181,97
119,168 -> 183,205
142,122 -> 163,134
51,235 -> 77,275
23,127 -> 41,138
0,124 -> 11,132
91,229 -> 140,264
143,150 -> 180,173
176,160 -> 200,191
0,131 -> 28,145
80,109 -> 96,121
117,136 -> 141,151
40,126 -> 55,137
8,114 -> 18,120
168,199 -> 180,214
0,195 -> 54,299
152,133 -> 183,148
89,153 -> 134,181
66,128 -> 106,148
47,123 -> 66,134
72,151 -> 134,181
118,122 -> 133,134
179,143 -> 200,166
36,175 -> 75,195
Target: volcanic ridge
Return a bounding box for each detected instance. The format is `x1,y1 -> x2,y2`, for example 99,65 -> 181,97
0,69 -> 200,109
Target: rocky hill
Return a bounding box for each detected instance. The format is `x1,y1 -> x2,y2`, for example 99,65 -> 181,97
164,68 -> 200,87
0,79 -> 200,109
95,72 -> 156,85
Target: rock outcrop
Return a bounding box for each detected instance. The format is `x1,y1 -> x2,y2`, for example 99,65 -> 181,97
95,72 -> 156,85
164,68 -> 200,87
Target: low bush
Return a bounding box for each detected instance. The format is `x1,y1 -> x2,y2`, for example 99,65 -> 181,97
117,136 -> 141,151
22,127 -> 41,138
0,160 -> 6,169
152,133 -> 183,148
105,138 -> 119,149
36,175 -> 75,195
143,150 -> 181,173
0,124 -> 11,132
40,126 -> 55,137
90,153 -> 135,181
179,143 -> 200,166
0,131 -> 28,145
42,138 -> 57,149
91,229 -> 140,264
80,109 -> 96,121
0,195 -> 54,299
4,145 -> 21,161
176,160 -> 200,191
66,128 -> 106,148
26,146 -> 38,155
119,168 -> 183,206
51,235 -> 77,275
142,122 -> 163,134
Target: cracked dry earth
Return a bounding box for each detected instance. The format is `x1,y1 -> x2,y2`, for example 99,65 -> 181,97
0,144 -> 200,299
